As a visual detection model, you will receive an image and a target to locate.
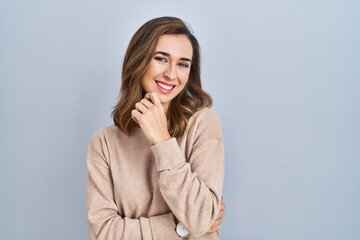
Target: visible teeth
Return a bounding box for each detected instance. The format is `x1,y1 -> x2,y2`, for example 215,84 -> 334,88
157,82 -> 174,90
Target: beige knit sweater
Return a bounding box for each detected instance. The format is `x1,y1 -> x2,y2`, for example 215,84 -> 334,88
86,107 -> 224,239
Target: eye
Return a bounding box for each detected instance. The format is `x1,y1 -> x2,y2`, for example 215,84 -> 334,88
178,62 -> 190,68
154,56 -> 167,63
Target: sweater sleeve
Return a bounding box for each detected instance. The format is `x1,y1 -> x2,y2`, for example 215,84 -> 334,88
151,110 -> 225,238
86,133 -> 180,240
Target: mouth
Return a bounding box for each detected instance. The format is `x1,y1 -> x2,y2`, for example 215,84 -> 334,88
155,80 -> 175,94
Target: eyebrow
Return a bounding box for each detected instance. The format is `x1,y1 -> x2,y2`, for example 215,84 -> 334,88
154,51 -> 192,62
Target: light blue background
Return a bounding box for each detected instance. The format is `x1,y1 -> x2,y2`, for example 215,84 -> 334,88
1,0 -> 359,239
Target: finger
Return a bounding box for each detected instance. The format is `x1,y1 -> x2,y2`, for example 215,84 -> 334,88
217,211 -> 225,221
208,221 -> 221,233
140,98 -> 153,108
144,93 -> 152,102
217,209 -> 225,218
210,215 -> 223,231
145,92 -> 161,105
208,227 -> 218,233
131,109 -> 141,124
214,206 -> 225,223
208,224 -> 219,233
220,203 -> 226,211
213,218 -> 222,227
135,102 -> 148,113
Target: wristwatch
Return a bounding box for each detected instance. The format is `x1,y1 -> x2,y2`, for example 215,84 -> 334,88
176,223 -> 189,238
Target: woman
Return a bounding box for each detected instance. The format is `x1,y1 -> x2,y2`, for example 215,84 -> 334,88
86,16 -> 225,239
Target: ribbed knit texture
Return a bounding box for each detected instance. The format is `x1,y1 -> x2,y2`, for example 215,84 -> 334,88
86,108 -> 224,239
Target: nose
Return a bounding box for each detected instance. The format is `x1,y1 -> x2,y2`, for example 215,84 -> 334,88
163,63 -> 177,81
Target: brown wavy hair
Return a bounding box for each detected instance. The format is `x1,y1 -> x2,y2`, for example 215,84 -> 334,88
112,16 -> 212,137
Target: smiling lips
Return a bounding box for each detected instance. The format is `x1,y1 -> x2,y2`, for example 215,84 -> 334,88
155,80 -> 175,94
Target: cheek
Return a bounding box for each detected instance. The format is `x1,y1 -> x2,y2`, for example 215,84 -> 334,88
140,74 -> 152,92
179,71 -> 190,85
141,66 -> 157,87
146,61 -> 164,76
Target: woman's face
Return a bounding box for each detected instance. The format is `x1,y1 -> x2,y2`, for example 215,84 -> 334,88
141,34 -> 193,113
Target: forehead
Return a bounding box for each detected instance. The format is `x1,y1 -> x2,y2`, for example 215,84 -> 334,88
155,34 -> 193,59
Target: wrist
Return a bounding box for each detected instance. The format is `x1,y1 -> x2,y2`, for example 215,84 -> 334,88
151,134 -> 171,145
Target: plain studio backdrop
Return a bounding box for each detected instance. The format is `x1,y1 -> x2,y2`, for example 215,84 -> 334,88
0,0 -> 359,239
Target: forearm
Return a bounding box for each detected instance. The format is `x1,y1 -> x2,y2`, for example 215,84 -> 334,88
159,164 -> 222,236
151,138 -> 224,237
87,211 -> 178,240
87,159 -> 180,240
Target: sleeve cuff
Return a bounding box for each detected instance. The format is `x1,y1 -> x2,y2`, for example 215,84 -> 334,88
151,138 -> 185,171
149,213 -> 179,239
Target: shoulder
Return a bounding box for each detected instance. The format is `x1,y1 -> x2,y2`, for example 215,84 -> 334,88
87,125 -> 126,165
93,125 -> 120,138
91,125 -> 121,141
187,107 -> 223,140
192,107 -> 221,124
88,125 -> 123,155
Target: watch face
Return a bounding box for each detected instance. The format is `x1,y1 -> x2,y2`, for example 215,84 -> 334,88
176,223 -> 189,237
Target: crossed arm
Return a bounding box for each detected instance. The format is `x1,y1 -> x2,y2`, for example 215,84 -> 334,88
87,93 -> 225,239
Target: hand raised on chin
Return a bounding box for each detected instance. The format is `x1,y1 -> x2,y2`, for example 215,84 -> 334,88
131,92 -> 171,145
